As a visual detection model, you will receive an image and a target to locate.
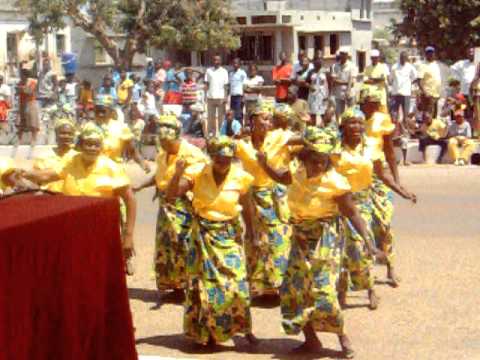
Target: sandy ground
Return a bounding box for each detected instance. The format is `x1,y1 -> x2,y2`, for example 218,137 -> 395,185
124,164 -> 480,360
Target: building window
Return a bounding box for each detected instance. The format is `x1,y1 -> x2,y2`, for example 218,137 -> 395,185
236,17 -> 247,25
357,51 -> 366,73
329,34 -> 339,55
56,34 -> 65,55
251,16 -> 276,25
237,34 -> 274,63
94,40 -> 107,64
314,35 -> 324,55
298,35 -> 306,51
282,15 -> 291,24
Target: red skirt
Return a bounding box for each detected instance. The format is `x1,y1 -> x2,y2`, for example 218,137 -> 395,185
0,100 -> 10,122
163,91 -> 182,105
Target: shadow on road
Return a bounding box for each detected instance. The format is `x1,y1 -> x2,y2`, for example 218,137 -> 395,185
136,334 -> 345,359
128,287 -> 185,310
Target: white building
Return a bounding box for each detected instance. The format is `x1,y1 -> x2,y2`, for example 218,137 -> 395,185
228,0 -> 373,76
372,0 -> 402,31
0,0 -> 72,81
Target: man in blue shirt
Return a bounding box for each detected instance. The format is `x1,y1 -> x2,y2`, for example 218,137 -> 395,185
97,74 -> 118,104
229,58 -> 247,124
220,109 -> 242,137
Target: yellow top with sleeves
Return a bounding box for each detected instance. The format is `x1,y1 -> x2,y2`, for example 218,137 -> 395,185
0,157 -> 14,191
235,130 -> 292,188
58,153 -> 130,197
263,128 -> 294,171
365,111 -> 395,161
188,162 -> 254,222
426,118 -> 448,140
155,139 -> 207,192
333,142 -> 380,193
364,63 -> 390,106
98,118 -> 134,163
33,148 -> 78,193
287,160 -> 351,221
117,78 -> 134,105
419,61 -> 442,98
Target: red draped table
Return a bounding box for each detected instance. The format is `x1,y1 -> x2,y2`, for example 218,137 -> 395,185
0,195 -> 137,360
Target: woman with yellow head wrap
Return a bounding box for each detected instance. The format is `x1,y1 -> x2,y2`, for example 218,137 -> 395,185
135,113 -> 207,301
258,126 -> 384,358
334,108 -> 416,309
166,135 -> 258,347
33,117 -> 78,193
23,121 -> 137,268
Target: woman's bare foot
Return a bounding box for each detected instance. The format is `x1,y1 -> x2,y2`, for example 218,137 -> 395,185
368,289 -> 379,310
339,334 -> 355,359
245,333 -> 260,346
338,291 -> 347,309
387,264 -> 401,288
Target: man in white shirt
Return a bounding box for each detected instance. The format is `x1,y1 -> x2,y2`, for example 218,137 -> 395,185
204,54 -> 229,136
229,58 -> 247,124
390,51 -> 418,121
451,47 -> 477,122
331,48 -> 356,117
418,46 -> 442,117
243,64 -> 264,125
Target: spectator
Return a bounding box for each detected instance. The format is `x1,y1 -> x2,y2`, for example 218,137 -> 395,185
163,62 -> 184,105
447,109 -> 476,165
181,67 -> 201,108
204,54 -> 229,136
98,74 -> 118,103
229,58 -> 247,123
451,47 -> 476,111
0,75 -> 11,135
291,49 -> 313,78
331,48 -> 355,117
390,51 -> 418,122
117,70 -> 134,110
184,103 -> 206,146
131,75 -> 143,104
272,51 -> 292,103
138,80 -> 158,117
418,46 -> 442,117
320,105 -> 337,131
293,56 -> 311,101
471,64 -> 480,137
17,68 -> 40,146
418,112 -> 448,164
37,58 -> 57,106
130,105 -> 146,150
64,74 -> 78,109
145,58 -> 155,80
287,90 -> 309,131
220,109 -> 242,137
78,80 -> 94,113
154,60 -> 167,102
243,64 -> 264,124
142,113 -> 160,146
364,49 -> 390,112
306,57 -> 329,125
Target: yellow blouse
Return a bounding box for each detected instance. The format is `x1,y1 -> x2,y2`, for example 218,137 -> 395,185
333,142 -> 379,193
189,163 -> 254,222
365,111 -> 395,161
155,140 -> 207,192
287,160 -> 351,220
263,128 -> 294,171
99,118 -> 134,163
33,148 -> 78,193
58,153 -> 130,197
0,157 -> 14,191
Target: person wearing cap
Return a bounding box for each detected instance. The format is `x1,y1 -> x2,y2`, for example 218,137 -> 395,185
418,46 -> 442,117
93,94 -> 150,173
235,106 -> 292,298
335,108 -> 416,311
331,47 -> 356,117
166,136 -> 258,347
23,122 -> 138,268
134,114 -> 207,300
33,117 -> 78,193
447,109 -> 476,165
359,87 -> 402,286
364,49 -> 390,113
257,126 -> 383,358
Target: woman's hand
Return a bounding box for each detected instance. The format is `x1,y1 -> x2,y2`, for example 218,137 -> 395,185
174,158 -> 187,175
256,151 -> 267,165
123,234 -> 135,259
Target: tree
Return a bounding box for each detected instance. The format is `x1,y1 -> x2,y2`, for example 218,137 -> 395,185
394,0 -> 480,62
16,0 -> 241,69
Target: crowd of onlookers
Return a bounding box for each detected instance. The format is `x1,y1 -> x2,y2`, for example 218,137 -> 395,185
2,45 -> 480,165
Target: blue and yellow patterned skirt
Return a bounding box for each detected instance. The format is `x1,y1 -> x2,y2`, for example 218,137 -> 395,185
280,216 -> 345,335
247,186 -> 292,297
154,195 -> 193,291
184,217 -> 252,345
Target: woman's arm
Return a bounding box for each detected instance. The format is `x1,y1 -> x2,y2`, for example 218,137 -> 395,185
373,160 -> 416,203
133,174 -> 156,192
256,152 -> 292,185
22,169 -> 61,185
337,192 -> 385,259
383,133 -> 400,183
165,159 -> 192,202
115,186 -> 137,259
240,192 -> 258,247
126,139 -> 151,173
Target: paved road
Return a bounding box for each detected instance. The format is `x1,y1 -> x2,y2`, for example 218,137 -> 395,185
128,165 -> 480,360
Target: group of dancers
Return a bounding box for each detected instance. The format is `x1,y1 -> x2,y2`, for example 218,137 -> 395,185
0,89 -> 416,358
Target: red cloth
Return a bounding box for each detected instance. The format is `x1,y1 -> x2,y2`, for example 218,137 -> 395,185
163,90 -> 183,105
0,195 -> 137,360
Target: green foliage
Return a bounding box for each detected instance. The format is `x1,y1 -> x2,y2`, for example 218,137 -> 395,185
394,0 -> 480,62
16,0 -> 240,67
